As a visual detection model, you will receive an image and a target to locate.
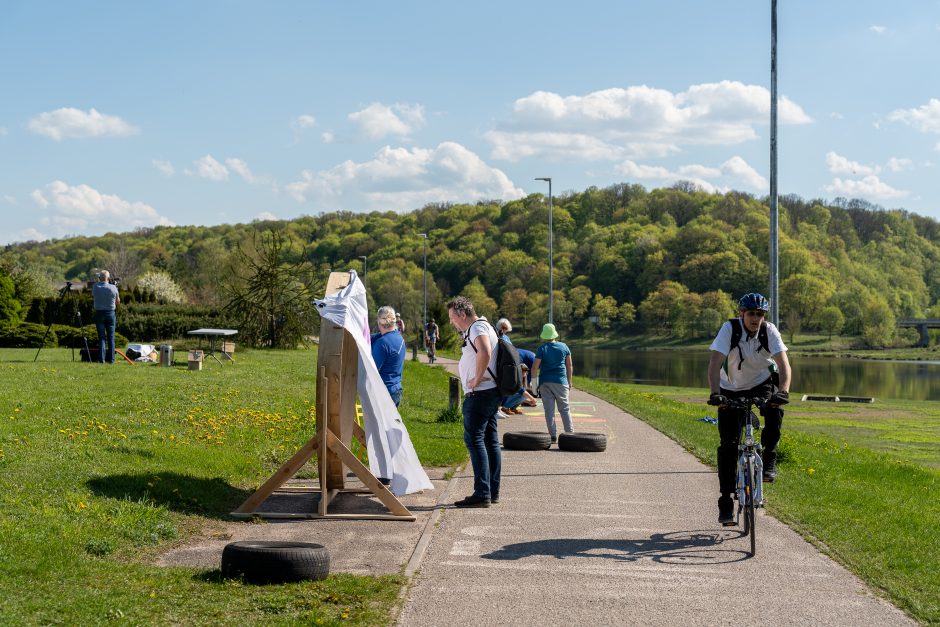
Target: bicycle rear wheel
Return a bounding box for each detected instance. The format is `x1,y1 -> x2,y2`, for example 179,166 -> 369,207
746,457 -> 757,556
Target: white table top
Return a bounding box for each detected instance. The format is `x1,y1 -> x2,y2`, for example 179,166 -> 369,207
188,328 -> 238,336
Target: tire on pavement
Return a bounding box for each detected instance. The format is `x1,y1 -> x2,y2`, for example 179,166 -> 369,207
503,431 -> 552,451
557,432 -> 607,453
221,541 -> 330,584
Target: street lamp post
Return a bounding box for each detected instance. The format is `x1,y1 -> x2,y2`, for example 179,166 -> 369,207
535,177 -> 553,324
418,233 -> 428,335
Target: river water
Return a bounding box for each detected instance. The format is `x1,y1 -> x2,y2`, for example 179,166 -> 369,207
573,348 -> 940,402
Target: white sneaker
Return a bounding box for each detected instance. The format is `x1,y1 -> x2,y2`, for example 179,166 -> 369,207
496,410 -> 509,419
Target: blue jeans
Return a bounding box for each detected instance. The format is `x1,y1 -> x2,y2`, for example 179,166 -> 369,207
501,390 -> 524,410
94,310 -> 116,364
389,388 -> 403,407
462,388 -> 501,500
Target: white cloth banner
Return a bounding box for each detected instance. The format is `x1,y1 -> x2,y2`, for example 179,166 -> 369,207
314,271 -> 433,496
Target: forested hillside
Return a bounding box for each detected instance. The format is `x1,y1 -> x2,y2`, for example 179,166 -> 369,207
3,182 -> 939,347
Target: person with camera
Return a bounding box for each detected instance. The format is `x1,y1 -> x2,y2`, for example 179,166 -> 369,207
92,270 -> 120,364
707,292 -> 791,526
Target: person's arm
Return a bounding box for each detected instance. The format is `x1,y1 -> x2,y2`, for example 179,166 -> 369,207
565,354 -> 573,388
468,331 -> 492,390
531,358 -> 541,385
708,350 -> 725,395
372,343 -> 387,371
772,351 -> 791,392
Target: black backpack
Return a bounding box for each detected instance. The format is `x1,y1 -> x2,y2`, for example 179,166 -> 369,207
466,320 -> 524,396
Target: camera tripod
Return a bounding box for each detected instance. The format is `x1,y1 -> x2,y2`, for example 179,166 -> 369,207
33,281 -> 92,362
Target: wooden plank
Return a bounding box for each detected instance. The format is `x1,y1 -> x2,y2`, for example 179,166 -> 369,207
233,434 -> 319,513
318,366 -> 330,516
326,429 -> 412,517
231,512 -> 416,521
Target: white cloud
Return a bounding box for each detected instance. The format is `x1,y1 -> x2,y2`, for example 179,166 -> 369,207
678,164 -> 721,178
225,157 -> 269,184
616,154 -> 765,192
29,181 -> 173,236
825,175 -> 908,200
348,103 -> 425,140
870,25 -> 886,34
295,114 -> 317,129
2,228 -> 47,245
285,142 -> 524,211
322,131 -> 335,143
886,157 -> 913,172
152,159 -> 175,176
31,189 -> 49,208
191,155 -> 229,181
888,98 -> 940,134
27,107 -> 138,140
255,211 -> 278,221
3,194 -> 16,205
488,81 -> 812,162
826,151 -> 879,176
721,156 -> 768,189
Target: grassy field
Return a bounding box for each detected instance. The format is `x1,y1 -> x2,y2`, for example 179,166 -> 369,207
0,348 -> 463,625
575,377 -> 940,625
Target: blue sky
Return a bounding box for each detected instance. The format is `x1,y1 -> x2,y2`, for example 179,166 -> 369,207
2,1 -> 940,245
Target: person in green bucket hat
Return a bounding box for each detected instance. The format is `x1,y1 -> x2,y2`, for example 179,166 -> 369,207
531,323 -> 574,444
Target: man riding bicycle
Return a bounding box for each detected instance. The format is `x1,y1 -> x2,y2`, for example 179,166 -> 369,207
707,293 -> 792,526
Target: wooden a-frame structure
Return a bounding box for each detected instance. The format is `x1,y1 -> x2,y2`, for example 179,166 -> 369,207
231,271 -> 415,521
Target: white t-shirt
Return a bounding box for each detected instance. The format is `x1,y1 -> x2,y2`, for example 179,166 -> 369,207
458,319 -> 499,394
709,319 -> 787,391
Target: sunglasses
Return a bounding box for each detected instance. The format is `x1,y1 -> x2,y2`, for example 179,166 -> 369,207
744,310 -> 766,317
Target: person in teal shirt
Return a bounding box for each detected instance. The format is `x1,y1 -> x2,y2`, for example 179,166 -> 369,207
531,323 -> 574,443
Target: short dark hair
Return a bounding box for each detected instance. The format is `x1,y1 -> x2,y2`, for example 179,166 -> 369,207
446,296 -> 475,318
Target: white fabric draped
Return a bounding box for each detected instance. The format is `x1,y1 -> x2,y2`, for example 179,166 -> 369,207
314,271 -> 433,496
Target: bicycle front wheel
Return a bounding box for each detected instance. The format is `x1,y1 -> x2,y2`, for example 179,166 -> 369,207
746,456 -> 757,556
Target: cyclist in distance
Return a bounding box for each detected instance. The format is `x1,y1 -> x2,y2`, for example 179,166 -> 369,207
707,293 -> 792,526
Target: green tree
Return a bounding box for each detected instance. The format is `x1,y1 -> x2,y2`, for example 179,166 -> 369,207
0,271 -> 22,325
590,294 -> 619,330
222,228 -> 321,348
461,277 -> 498,320
860,296 -> 895,348
817,306 -> 845,341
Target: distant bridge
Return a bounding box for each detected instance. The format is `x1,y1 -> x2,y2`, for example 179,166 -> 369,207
897,319 -> 940,347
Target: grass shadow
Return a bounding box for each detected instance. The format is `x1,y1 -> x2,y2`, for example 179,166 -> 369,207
87,471 -> 252,520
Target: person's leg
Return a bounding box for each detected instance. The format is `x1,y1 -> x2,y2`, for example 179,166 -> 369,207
716,400 -> 741,496
105,311 -> 116,363
760,394 -> 783,480
94,311 -> 106,363
483,397 -> 502,501
462,393 -> 492,499
428,341 -> 435,362
540,384 -> 558,439
390,389 -> 403,407
549,383 -> 574,433
502,391 -> 524,411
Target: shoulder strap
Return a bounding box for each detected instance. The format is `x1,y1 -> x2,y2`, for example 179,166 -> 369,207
465,320 -> 498,382
758,322 -> 769,353
728,318 -> 745,370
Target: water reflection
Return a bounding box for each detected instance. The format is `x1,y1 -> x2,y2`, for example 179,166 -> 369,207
573,349 -> 940,402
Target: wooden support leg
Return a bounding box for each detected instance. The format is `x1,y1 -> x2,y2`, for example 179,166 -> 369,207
326,430 -> 413,518
233,434 -> 320,514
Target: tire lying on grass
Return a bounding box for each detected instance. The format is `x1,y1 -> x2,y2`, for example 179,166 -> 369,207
503,431 -> 552,451
221,541 -> 330,584
557,432 -> 607,453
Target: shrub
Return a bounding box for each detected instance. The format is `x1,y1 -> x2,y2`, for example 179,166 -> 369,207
0,322 -> 58,348
435,405 -> 462,423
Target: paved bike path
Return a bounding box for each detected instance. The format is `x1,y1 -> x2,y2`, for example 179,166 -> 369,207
399,358 -> 913,625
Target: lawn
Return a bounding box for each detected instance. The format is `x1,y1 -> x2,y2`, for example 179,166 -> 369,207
575,377 -> 940,625
0,348 -> 463,625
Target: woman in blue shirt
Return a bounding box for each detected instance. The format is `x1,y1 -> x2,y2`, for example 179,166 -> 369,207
531,323 -> 574,442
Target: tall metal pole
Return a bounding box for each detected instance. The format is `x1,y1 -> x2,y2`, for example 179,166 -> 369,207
419,233 -> 428,332
769,0 -> 780,327
535,177 -> 553,323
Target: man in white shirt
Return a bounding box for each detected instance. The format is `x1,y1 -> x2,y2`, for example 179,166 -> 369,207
447,296 -> 500,508
707,293 -> 791,526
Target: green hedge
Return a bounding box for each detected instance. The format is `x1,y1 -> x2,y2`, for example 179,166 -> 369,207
0,322 -> 58,348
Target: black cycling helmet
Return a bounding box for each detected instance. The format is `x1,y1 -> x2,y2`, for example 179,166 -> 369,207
738,292 -> 770,311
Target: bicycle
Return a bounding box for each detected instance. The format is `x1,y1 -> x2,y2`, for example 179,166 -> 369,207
713,396 -> 766,557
